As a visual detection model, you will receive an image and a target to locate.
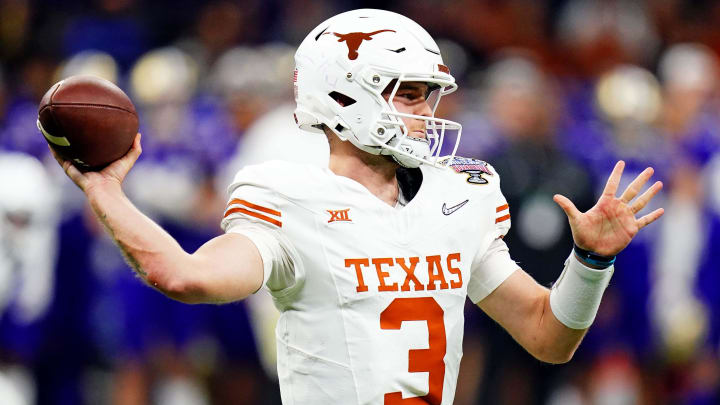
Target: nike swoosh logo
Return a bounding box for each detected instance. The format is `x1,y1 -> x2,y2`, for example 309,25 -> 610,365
442,199 -> 469,216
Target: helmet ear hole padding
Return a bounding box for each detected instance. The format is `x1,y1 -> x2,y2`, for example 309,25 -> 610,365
328,91 -> 357,107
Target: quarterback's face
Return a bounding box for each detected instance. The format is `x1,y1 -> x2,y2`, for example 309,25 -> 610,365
383,81 -> 433,139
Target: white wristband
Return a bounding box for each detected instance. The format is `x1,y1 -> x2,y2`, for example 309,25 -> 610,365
549,252 -> 614,330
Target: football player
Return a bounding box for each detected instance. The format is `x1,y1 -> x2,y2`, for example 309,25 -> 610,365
50,9 -> 664,405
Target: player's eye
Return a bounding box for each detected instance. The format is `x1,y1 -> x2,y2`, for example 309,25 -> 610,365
396,89 -> 424,101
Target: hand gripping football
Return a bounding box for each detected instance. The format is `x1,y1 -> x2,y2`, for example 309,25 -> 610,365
37,75 -> 139,170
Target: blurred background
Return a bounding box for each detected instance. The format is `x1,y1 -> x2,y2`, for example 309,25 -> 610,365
1,0 -> 720,404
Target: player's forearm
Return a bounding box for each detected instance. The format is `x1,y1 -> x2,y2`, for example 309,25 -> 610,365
533,293 -> 587,363
85,181 -> 196,300
503,286 -> 586,364
479,270 -> 586,364
537,253 -> 615,362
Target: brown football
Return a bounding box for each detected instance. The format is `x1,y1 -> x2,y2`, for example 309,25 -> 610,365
37,75 -> 139,170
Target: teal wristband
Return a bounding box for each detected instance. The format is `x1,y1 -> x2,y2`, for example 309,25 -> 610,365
573,244 -> 616,268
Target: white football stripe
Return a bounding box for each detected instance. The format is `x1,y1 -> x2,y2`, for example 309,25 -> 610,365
36,119 -> 71,147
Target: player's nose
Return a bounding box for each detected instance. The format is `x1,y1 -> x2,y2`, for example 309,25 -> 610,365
415,99 -> 432,118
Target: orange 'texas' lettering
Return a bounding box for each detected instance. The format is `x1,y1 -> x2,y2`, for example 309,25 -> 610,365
447,253 -> 462,289
347,253 -> 462,293
396,257 -> 424,292
373,258 -> 397,292
426,255 -> 449,290
345,258 -> 369,292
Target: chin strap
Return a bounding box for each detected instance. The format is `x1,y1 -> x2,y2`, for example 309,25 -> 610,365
386,136 -> 430,168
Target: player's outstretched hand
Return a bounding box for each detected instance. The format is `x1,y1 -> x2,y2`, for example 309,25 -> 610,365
50,132 -> 142,194
553,161 -> 664,257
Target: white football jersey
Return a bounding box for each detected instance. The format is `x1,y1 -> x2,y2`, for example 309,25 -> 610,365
221,157 -> 517,405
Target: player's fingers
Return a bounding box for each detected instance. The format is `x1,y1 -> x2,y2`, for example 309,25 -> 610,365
49,146 -> 88,189
127,133 -> 142,160
104,133 -> 141,183
553,194 -> 581,221
637,208 -> 664,229
48,145 -> 65,167
620,167 -> 653,203
631,181 -> 663,214
48,145 -> 78,178
117,133 -> 142,166
602,161 -> 625,197
64,160 -> 85,182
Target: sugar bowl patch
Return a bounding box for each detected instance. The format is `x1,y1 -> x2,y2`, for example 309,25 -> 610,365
441,156 -> 492,185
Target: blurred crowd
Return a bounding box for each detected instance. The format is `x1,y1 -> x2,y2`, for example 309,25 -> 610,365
1,0 -> 720,404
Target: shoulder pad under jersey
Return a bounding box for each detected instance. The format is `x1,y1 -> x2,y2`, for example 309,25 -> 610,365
228,160 -> 327,200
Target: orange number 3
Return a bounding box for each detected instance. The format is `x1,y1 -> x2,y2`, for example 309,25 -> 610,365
380,297 -> 446,405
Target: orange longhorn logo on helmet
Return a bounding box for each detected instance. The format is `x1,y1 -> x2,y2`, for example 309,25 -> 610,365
324,30 -> 396,60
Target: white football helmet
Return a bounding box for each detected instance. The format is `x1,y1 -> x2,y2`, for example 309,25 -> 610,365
293,9 -> 462,168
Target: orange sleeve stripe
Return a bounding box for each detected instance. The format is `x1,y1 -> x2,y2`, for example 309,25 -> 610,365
496,204 -> 509,213
495,214 -> 511,223
224,207 -> 282,227
227,199 -> 281,217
